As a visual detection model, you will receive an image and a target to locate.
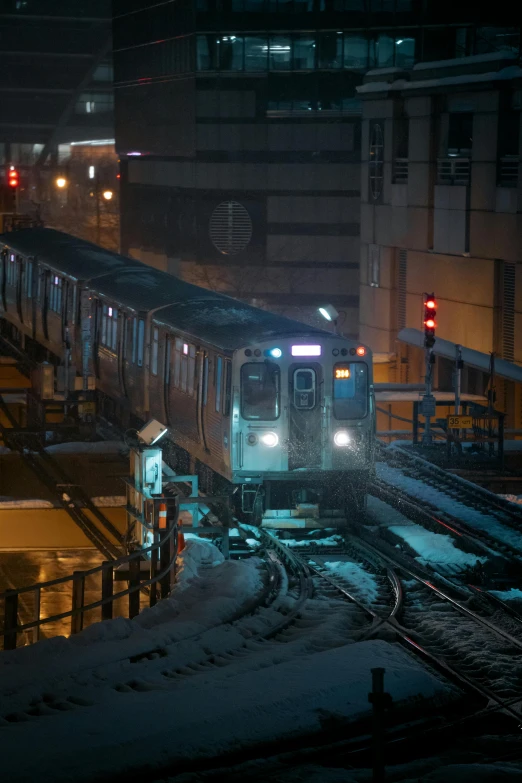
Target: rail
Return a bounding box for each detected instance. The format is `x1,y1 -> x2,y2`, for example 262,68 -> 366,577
498,156 -> 519,187
437,157 -> 470,185
0,498 -> 179,651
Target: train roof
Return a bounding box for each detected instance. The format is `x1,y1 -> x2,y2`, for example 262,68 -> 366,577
1,228 -> 333,351
0,228 -> 143,280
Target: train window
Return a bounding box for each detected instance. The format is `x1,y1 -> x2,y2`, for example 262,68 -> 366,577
173,338 -> 182,387
101,305 -> 118,350
215,356 -> 223,412
7,254 -> 16,286
202,356 -> 209,406
151,327 -> 159,375
223,360 -> 232,416
187,345 -> 196,396
241,362 -> 280,420
49,275 -> 63,314
25,261 -> 32,298
137,319 -> 144,366
131,318 -> 137,363
293,368 -> 316,410
164,336 -> 171,383
333,363 -> 368,419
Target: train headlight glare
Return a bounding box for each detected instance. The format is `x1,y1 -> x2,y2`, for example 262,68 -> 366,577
334,430 -> 350,447
268,347 -> 282,359
260,432 -> 279,448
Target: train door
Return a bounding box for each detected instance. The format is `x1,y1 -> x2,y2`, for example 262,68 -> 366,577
288,364 -> 322,470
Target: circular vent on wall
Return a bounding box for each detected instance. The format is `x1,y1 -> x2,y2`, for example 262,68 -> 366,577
209,200 -> 252,255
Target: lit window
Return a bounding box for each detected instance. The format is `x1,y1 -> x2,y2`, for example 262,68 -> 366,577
49,275 -> 63,314
89,166 -> 95,179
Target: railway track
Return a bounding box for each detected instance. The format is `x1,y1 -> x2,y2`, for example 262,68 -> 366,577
375,444 -> 522,567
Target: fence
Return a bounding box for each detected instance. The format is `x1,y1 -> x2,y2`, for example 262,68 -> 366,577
0,496 -> 179,651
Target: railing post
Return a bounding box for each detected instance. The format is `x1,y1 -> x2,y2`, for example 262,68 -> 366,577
101,562 -> 114,621
33,587 -> 41,644
71,571 -> 85,635
3,590 -> 19,651
128,557 -> 141,619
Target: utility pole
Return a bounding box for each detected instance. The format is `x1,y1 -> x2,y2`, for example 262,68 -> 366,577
421,294 -> 437,446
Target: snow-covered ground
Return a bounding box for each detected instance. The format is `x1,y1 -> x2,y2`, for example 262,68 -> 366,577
321,560 -> 380,604
0,536 -> 455,783
367,496 -> 487,570
377,462 -> 522,553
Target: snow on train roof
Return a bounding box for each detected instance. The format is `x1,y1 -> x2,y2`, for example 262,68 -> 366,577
1,228 -> 331,351
0,228 -> 142,280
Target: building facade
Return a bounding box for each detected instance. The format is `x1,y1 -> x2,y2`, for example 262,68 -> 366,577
114,0 -> 519,330
358,51 -> 522,426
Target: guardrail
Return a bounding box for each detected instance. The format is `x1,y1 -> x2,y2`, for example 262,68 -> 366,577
393,157 -> 408,183
499,156 -> 519,187
437,157 -> 470,185
0,497 -> 179,651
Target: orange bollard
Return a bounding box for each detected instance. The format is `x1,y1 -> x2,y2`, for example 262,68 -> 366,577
158,500 -> 167,530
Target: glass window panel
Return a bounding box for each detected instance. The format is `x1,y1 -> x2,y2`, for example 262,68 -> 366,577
26,261 -> 32,297
318,32 -> 343,69
203,356 -> 209,405
475,27 -> 520,56
152,327 -> 159,375
333,363 -> 368,419
269,36 -> 292,70
245,36 -> 268,71
376,34 -> 394,67
293,35 -> 316,70
137,319 -> 144,367
101,305 -> 108,346
181,355 -> 188,393
223,360 -> 232,416
196,35 -> 215,70
344,34 -> 368,69
173,338 -> 182,387
215,356 -> 222,412
395,36 -> 416,68
218,36 -> 244,70
188,345 -> 196,397
241,363 -> 280,420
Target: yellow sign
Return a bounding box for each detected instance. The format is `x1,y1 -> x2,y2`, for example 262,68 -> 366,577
447,415 -> 473,429
79,401 -> 96,416
335,367 -> 351,379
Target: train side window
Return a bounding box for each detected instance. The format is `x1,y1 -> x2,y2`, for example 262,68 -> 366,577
173,338 -> 182,387
101,305 -> 108,345
215,356 -> 223,412
132,318 -> 137,363
188,345 -> 196,397
7,254 -> 16,286
164,336 -> 171,384
223,360 -> 232,416
202,355 -> 209,406
26,261 -> 32,298
137,319 -> 144,367
151,326 -> 159,375
49,275 -> 62,314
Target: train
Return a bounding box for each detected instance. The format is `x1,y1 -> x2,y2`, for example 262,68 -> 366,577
0,228 -> 375,523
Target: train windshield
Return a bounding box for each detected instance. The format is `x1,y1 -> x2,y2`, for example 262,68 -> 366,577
241,362 -> 280,420
333,363 -> 368,419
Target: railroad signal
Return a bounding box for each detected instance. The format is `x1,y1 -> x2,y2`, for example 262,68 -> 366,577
7,166 -> 19,189
423,293 -> 436,349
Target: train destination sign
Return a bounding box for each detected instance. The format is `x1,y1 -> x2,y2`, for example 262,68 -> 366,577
447,415 -> 473,429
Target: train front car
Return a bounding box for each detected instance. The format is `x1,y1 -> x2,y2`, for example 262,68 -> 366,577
231,335 -> 375,525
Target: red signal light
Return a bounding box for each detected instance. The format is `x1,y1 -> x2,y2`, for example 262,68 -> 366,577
425,318 -> 436,329
8,166 -> 19,189
425,299 -> 436,309
356,346 -> 366,356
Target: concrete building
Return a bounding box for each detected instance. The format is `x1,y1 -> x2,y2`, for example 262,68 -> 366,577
113,1 -> 519,331
358,50 -> 522,428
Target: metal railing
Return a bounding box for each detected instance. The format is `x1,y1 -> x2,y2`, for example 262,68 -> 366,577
498,156 -> 519,187
393,158 -> 409,184
437,157 -> 470,185
0,498 -> 179,651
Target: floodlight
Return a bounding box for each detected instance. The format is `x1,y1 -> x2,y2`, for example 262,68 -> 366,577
318,305 -> 339,322
137,419 -> 168,446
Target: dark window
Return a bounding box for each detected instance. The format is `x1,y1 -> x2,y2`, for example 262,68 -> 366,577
215,356 -> 223,412
269,36 -> 292,70
203,356 -> 209,405
132,318 -> 137,364
137,319 -> 144,367
343,34 -> 368,69
395,36 -> 416,68
318,32 -> 343,69
475,27 -> 520,56
293,34 -> 315,69
369,122 -> 384,199
218,35 -> 244,70
26,261 -> 32,298
448,113 -> 473,156
223,360 -> 232,416
49,275 -> 63,314
241,363 -> 280,420
152,327 -> 159,375
333,363 -> 368,419
196,35 -> 215,70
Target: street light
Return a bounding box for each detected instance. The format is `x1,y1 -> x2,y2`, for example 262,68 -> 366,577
55,177 -> 67,188
318,305 -> 339,323
102,190 -> 113,201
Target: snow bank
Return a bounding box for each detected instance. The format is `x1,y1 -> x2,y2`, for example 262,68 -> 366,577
0,639 -> 453,783
283,535 -> 343,548
389,524 -> 487,568
323,561 -> 380,604
489,588 -> 522,603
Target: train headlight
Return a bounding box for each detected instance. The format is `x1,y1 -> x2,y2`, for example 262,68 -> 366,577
334,430 -> 350,447
246,433 -> 258,446
260,432 -> 279,448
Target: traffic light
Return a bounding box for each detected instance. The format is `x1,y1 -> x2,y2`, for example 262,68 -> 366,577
7,166 -> 19,189
423,293 -> 436,348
